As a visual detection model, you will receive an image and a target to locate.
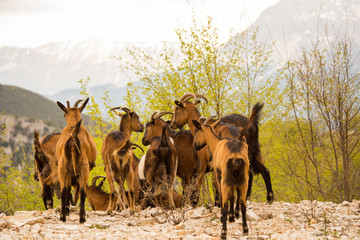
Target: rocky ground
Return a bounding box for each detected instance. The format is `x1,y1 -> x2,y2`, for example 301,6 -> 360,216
1,200 -> 359,240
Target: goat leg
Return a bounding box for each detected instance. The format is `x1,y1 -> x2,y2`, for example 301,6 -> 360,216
79,187 -> 86,223
60,186 -> 68,222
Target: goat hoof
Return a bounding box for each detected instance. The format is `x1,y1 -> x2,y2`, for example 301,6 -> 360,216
267,192 -> 274,204
221,229 -> 227,239
235,212 -> 240,218
60,215 -> 66,222
80,217 -> 86,224
229,217 -> 235,223
243,226 -> 249,235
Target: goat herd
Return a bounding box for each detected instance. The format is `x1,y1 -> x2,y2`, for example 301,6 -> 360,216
33,92 -> 274,239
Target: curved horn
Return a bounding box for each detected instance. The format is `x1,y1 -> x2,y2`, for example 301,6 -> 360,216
120,106 -> 131,113
110,107 -> 123,117
150,110 -> 161,120
155,111 -> 174,119
91,176 -> 106,186
74,99 -> 83,108
131,143 -> 144,153
179,92 -> 197,102
66,101 -> 70,108
195,94 -> 208,104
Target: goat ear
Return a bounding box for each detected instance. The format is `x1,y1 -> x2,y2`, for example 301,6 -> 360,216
192,120 -> 202,130
57,101 -> 67,113
79,98 -> 89,113
175,100 -> 183,108
150,119 -> 155,124
129,111 -> 135,117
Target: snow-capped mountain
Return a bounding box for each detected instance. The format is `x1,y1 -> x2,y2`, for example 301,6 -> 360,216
253,0 -> 360,60
0,38 -> 171,97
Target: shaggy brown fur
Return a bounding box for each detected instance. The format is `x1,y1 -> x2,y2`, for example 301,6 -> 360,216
101,106 -> 144,214
142,111 -> 197,205
141,126 -> 178,209
48,98 -> 96,223
193,119 -> 249,239
33,130 -> 61,209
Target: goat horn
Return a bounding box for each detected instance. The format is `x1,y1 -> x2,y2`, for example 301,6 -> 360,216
74,99 -> 83,108
179,92 -> 197,102
110,107 -> 122,117
131,143 -> 144,153
120,106 -> 132,113
150,110 -> 161,120
195,94 -> 208,104
155,111 -> 174,119
91,176 -> 106,186
66,101 -> 70,108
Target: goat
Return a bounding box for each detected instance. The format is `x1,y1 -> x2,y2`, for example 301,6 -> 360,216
101,106 -> 144,214
142,111 -> 197,205
86,176 -> 116,211
139,126 -> 178,209
192,119 -> 249,239
170,92 -> 274,203
50,98 -> 97,223
169,92 -> 219,205
33,130 -> 61,209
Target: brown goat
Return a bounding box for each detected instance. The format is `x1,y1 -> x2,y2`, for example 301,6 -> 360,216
50,98 -> 97,223
142,111 -> 197,205
192,119 -> 249,239
140,126 -> 178,209
170,93 -> 274,203
101,106 -> 144,214
33,130 -> 61,209
86,176 -> 116,211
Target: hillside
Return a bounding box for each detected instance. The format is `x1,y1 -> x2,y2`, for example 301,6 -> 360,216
0,84 -> 65,127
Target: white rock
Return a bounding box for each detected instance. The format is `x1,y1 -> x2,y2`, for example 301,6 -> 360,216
246,209 -> 260,221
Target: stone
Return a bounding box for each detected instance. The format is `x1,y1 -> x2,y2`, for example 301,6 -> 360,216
246,209 -> 260,221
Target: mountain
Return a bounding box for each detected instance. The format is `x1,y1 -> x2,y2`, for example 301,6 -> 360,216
0,39 -> 173,97
0,84 -> 65,127
48,81 -> 144,117
253,0 -> 360,59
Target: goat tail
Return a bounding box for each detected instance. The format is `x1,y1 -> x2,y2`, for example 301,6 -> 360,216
249,102 -> 264,127
160,125 -> 168,147
227,158 -> 245,171
71,120 -> 82,176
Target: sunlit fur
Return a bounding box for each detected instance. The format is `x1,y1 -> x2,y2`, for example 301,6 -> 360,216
142,126 -> 178,209
101,108 -> 144,214
142,117 -> 197,205
193,120 -> 249,239
47,98 -> 96,223
33,131 -> 61,209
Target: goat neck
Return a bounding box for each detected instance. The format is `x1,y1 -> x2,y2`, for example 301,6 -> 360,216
185,104 -> 201,136
118,115 -> 132,136
203,126 -> 222,153
65,108 -> 82,126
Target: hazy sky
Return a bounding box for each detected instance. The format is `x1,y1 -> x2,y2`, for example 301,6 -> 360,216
0,0 -> 280,48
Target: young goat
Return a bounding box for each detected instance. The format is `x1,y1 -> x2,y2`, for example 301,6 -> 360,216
142,111 -> 197,205
140,126 -> 178,209
86,176 -> 116,211
192,119 -> 249,239
51,99 -> 96,223
33,130 -> 61,209
102,106 -> 144,214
